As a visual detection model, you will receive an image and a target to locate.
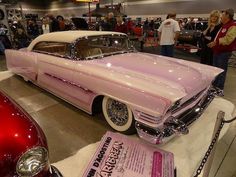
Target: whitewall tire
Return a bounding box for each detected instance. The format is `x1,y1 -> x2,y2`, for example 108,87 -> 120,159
102,96 -> 136,134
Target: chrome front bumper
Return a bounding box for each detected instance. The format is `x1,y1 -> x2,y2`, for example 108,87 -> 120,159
135,87 -> 220,144
51,166 -> 63,177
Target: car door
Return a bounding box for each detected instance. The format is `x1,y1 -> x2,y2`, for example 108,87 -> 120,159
6,48 -> 37,81
33,41 -> 78,103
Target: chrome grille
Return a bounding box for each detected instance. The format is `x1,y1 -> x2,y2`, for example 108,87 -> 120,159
171,88 -> 206,114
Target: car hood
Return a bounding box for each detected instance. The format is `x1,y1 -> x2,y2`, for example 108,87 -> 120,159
81,52 -> 222,102
0,91 -> 47,176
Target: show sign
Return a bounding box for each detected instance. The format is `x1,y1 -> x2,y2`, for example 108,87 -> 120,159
83,131 -> 174,177
74,0 -> 99,2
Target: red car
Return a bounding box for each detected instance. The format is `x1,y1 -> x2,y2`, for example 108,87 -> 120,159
0,90 -> 62,177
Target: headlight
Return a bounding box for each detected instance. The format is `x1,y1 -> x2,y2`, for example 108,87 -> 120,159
16,147 -> 49,176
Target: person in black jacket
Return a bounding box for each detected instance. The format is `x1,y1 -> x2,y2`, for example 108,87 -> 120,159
103,12 -> 116,31
200,10 -> 221,65
27,20 -> 40,39
47,14 -> 60,32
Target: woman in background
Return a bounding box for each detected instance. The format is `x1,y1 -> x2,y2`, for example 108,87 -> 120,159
115,16 -> 127,34
42,17 -> 50,34
200,10 -> 221,65
57,15 -> 66,31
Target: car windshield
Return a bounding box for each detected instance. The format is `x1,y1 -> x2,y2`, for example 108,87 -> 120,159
75,35 -> 134,60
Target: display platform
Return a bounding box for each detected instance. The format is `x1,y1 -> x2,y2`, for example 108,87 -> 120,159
53,98 -> 235,177
0,71 -> 235,177
0,70 -> 13,80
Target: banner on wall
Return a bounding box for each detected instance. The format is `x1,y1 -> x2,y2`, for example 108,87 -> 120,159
74,0 -> 99,3
83,131 -> 175,177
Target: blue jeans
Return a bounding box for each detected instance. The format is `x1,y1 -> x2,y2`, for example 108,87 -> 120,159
160,45 -> 174,57
0,41 -> 5,54
212,52 -> 231,90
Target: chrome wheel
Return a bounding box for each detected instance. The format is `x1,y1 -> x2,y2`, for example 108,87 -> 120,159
106,99 -> 128,126
102,96 -> 135,134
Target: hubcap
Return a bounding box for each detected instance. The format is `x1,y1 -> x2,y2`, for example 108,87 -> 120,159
106,99 -> 129,126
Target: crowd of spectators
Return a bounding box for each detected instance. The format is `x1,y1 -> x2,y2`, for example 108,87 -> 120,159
0,12 -> 163,54
0,12 -> 212,52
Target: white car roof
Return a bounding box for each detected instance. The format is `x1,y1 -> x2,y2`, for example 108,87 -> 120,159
27,30 -> 126,51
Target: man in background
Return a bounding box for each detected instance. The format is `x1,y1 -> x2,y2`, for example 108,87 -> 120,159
208,8 -> 236,92
103,12 -> 116,31
46,14 -> 60,32
158,12 -> 180,57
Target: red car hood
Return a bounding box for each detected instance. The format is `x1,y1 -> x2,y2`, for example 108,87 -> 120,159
0,91 -> 47,176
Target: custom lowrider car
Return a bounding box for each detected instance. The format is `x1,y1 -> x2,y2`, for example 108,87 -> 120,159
6,31 -> 222,144
0,90 -> 62,177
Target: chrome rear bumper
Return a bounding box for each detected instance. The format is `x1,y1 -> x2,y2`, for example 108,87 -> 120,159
136,87 -> 219,144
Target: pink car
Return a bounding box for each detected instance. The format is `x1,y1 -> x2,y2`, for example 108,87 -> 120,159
0,90 -> 62,176
6,31 -> 222,144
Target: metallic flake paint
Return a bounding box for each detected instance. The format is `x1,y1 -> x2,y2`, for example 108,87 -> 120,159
0,91 -> 55,177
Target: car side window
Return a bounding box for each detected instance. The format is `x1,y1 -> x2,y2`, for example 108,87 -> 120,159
75,36 -> 130,59
75,39 -> 103,59
33,42 -> 71,57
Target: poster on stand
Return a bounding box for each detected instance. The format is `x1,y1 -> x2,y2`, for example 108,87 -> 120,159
83,131 -> 174,177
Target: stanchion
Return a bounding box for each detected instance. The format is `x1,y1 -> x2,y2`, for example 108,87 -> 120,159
202,111 -> 225,177
193,111 -> 236,177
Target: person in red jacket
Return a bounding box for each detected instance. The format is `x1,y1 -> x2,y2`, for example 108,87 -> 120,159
115,16 -> 127,34
208,8 -> 236,92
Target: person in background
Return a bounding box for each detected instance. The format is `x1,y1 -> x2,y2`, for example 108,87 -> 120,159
14,28 -> 30,49
208,8 -> 236,92
106,12 -> 116,31
57,15 -> 66,31
115,16 -> 127,34
47,14 -> 60,32
0,24 -> 12,51
100,17 -> 108,31
153,18 -> 161,30
27,19 -> 40,39
126,18 -> 134,34
158,12 -> 180,57
149,19 -> 155,31
0,41 -> 5,55
42,17 -> 50,34
143,18 -> 149,37
185,17 -> 195,30
200,10 -> 221,66
178,19 -> 185,30
95,17 -> 102,31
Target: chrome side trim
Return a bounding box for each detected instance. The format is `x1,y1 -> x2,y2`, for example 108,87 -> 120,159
44,73 -> 93,94
135,110 -> 162,124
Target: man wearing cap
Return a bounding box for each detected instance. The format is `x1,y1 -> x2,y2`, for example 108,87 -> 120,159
208,8 -> 236,92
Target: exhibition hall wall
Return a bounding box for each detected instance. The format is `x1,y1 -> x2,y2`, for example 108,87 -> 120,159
9,0 -> 236,18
